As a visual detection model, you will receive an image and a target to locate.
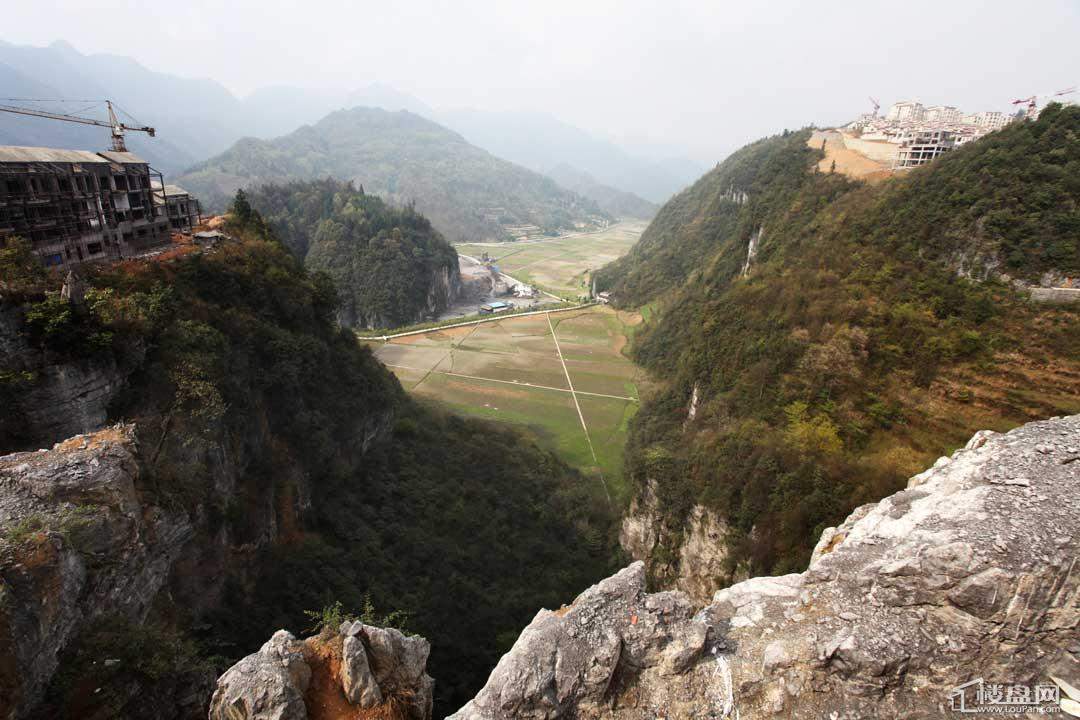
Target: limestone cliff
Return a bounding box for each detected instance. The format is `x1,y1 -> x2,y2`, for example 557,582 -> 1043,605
209,622 -> 434,720
0,426 -> 205,718
618,479 -> 730,606
0,304 -> 133,451
453,415 -> 1080,718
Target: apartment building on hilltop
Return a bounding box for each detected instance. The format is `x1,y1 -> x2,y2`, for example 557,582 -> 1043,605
0,145 -> 173,267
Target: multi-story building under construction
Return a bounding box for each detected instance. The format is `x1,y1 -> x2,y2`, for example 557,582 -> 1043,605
0,145 -> 172,267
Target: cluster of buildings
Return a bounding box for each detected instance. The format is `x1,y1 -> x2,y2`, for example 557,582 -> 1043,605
846,100 -> 1022,169
0,145 -> 201,269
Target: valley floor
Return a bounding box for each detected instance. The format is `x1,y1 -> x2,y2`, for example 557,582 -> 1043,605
365,306 -> 649,503
455,220 -> 648,299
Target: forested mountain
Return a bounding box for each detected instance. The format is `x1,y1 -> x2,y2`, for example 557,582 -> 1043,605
0,39 -> 698,207
177,107 -> 611,241
597,106 -> 1080,591
546,163 -> 657,218
242,179 -> 460,329
0,204 -> 614,717
439,108 -> 706,203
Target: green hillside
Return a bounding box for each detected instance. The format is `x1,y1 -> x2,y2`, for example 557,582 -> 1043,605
242,180 -> 459,329
597,106 -> 1080,582
177,107 -> 612,242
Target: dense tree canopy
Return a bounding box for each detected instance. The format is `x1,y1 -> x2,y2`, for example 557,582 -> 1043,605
177,107 -> 611,241
246,179 -> 460,328
598,107 -> 1080,582
14,199 -> 615,717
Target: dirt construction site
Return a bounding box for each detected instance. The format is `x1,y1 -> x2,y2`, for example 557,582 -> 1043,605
809,129 -> 896,181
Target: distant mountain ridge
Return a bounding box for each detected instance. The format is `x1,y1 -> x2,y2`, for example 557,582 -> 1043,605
0,39 -> 702,205
0,41 -> 441,175
437,108 -> 706,203
546,163 -> 657,219
177,107 -> 611,241
0,40 -> 226,172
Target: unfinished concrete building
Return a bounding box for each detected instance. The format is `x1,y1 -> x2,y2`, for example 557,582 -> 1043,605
0,145 -> 172,267
895,129 -> 956,169
152,180 -> 201,233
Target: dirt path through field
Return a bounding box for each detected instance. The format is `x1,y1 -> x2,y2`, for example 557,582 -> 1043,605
548,312 -> 612,504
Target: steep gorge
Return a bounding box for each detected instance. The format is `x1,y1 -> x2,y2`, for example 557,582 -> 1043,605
597,106 -> 1080,598
0,207 -> 614,719
207,414 -> 1080,718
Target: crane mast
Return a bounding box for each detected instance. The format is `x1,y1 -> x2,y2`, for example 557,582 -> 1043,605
0,99 -> 155,152
1010,88 -> 1076,119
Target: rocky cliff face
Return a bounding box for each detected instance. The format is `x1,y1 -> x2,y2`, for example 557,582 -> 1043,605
349,262 -> 461,330
0,305 -> 133,451
209,621 -> 434,720
618,478 -> 730,606
424,263 -> 462,320
454,415 -> 1080,718
0,425 -> 203,718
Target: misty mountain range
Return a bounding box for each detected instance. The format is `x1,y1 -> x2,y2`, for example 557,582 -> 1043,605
0,39 -> 703,208
176,107 -> 614,242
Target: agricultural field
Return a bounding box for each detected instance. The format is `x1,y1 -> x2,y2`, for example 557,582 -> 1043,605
366,306 -> 649,504
455,221 -> 647,299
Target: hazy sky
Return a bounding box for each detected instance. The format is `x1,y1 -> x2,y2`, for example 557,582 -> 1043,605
5,0 -> 1080,162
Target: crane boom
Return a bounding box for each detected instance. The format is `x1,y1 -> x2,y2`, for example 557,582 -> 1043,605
0,99 -> 154,152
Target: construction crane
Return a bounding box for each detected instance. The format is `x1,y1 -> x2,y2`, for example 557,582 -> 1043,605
0,99 -> 154,152
868,96 -> 881,117
1011,87 -> 1077,119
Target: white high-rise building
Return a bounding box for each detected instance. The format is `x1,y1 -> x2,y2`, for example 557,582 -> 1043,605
972,111 -> 1010,130
886,101 -> 925,123
923,105 -> 961,125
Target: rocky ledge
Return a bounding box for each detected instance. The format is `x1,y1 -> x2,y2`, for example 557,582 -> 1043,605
209,620 -> 434,720
451,415 -> 1080,719
0,425 -> 196,717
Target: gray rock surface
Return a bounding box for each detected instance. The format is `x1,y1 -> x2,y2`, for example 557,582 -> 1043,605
619,477 -> 730,605
0,304 -> 134,449
208,630 -> 311,720
0,425 -> 195,718
209,621 -> 434,720
340,622 -> 382,707
452,415 -> 1080,719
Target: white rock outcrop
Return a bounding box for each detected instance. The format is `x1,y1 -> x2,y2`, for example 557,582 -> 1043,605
209,620 -> 434,720
453,415 -> 1080,719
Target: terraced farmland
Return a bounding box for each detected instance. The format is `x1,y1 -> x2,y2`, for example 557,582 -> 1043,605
455,221 -> 647,299
366,306 -> 648,503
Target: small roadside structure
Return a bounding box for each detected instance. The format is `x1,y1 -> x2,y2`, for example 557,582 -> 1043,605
479,300 -> 513,314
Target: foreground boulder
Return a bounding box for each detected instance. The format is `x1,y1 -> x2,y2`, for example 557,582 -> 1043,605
451,415 -> 1080,718
209,621 -> 434,720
